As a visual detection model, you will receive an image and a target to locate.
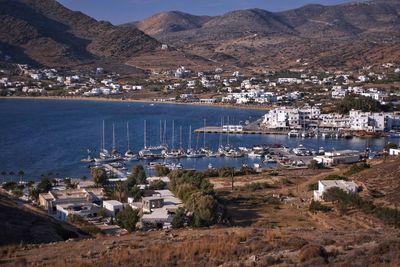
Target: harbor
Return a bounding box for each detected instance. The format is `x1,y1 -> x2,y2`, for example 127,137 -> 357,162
0,99 -> 396,180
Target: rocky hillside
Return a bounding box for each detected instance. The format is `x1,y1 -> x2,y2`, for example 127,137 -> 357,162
127,11 -> 212,36
0,0 -> 160,73
0,192 -> 81,246
132,0 -> 400,69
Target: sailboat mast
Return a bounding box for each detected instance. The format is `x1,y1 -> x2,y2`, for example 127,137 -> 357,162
102,120 -> 105,151
163,120 -> 167,146
203,118 -> 206,148
159,120 -> 162,145
180,126 -> 183,149
144,120 -> 147,149
188,125 -> 192,150
126,121 -> 130,151
227,116 -> 230,146
172,120 -> 175,149
112,123 -> 116,150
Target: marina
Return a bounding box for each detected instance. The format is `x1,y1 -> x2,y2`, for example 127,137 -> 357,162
0,99 -> 396,180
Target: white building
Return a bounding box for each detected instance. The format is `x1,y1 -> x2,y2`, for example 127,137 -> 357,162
263,106 -> 320,129
314,180 -> 358,201
103,200 -> 123,217
313,150 -> 362,166
389,148 -> 400,156
222,125 -> 243,132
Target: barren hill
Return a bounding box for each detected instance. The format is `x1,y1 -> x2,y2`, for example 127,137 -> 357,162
132,0 -> 400,69
0,0 -> 160,73
129,11 -> 212,36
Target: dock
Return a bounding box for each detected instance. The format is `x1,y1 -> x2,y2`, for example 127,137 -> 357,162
103,164 -> 126,178
194,126 -> 289,135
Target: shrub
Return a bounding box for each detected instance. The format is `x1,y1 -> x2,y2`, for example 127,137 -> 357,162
171,208 -> 187,228
155,165 -> 170,176
127,165 -> 147,186
91,168 -> 107,186
324,174 -> 347,181
218,167 -> 234,177
308,183 -> 318,191
344,162 -> 370,176
2,181 -> 17,191
309,200 -> 331,213
149,179 -> 167,190
384,143 -> 398,152
308,160 -> 323,170
116,206 -> 140,232
240,182 -> 274,192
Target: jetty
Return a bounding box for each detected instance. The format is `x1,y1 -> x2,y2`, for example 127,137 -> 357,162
103,164 -> 126,178
194,126 -> 289,135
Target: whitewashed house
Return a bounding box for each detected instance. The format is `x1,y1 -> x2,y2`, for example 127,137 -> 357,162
103,200 -> 123,217
314,180 -> 358,201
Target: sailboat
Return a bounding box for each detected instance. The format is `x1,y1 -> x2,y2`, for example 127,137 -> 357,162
186,125 -> 202,158
95,121 -> 119,163
139,120 -> 156,159
124,121 -> 138,161
162,120 -> 185,159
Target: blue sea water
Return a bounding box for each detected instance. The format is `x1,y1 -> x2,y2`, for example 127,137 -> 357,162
0,99 -> 392,181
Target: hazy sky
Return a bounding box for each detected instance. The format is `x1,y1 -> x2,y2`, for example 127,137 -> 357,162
58,0 -> 353,25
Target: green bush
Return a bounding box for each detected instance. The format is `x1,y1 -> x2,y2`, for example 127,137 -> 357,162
308,183 -> 318,191
309,200 -> 332,213
384,143 -> 398,152
171,208 -> 187,228
2,181 -> 17,191
240,182 -> 274,192
344,162 -> 370,176
308,160 -> 323,170
323,187 -> 400,228
218,167 -> 235,177
116,206 -> 140,232
155,165 -> 170,176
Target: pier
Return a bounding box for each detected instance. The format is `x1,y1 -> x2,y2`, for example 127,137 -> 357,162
194,126 -> 289,135
103,164 -> 126,178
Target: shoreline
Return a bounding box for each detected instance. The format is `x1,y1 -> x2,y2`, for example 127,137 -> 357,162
0,96 -> 272,111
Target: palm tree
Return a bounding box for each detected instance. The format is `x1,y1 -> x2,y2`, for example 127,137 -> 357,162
9,171 -> 15,182
114,181 -> 125,202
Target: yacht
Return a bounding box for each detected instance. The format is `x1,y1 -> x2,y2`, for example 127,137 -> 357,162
288,130 -> 300,138
292,144 -> 307,156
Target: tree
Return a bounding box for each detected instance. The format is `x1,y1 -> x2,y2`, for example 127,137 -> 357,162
172,208 -> 187,228
116,206 -> 140,232
149,180 -> 166,190
186,192 -> 218,227
130,185 -> 143,201
308,160 -> 323,170
114,181 -> 127,202
384,143 -> 398,152
9,171 -> 15,182
91,168 -> 108,186
37,176 -> 52,193
155,165 -> 170,176
128,165 -> 147,186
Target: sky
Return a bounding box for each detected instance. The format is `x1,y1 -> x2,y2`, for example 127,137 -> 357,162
58,0 -> 353,25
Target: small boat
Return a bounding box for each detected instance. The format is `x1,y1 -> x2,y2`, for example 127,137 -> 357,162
263,156 -> 277,163
225,149 -> 244,158
293,145 -> 307,156
208,163 -> 214,169
389,131 -> 400,138
248,151 -> 264,158
318,147 -> 325,155
288,130 -> 300,138
81,155 -> 94,163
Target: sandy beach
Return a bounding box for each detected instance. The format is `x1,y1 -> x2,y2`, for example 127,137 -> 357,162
0,96 -> 273,111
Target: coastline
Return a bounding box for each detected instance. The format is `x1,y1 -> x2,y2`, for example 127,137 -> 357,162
0,96 -> 272,111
